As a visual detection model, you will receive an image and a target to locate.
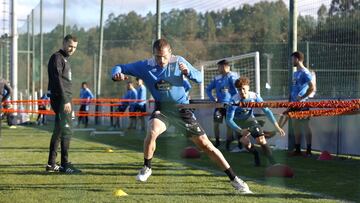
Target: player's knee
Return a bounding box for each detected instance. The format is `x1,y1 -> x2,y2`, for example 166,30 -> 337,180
201,143 -> 215,154
145,132 -> 158,144
240,137 -> 251,149
149,128 -> 161,138
256,136 -> 267,145
197,139 -> 214,153
240,136 -> 249,144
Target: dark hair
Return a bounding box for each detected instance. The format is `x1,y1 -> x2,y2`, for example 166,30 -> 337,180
81,82 -> 87,86
235,77 -> 250,88
64,34 -> 78,43
291,51 -> 304,62
217,59 -> 230,67
153,39 -> 171,52
136,77 -> 142,81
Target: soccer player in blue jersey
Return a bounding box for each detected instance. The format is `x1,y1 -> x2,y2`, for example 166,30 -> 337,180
0,78 -> 12,129
78,82 -> 94,128
135,78 -> 147,131
289,51 -> 315,156
37,93 -> 50,125
183,78 -> 192,98
226,77 -> 285,166
206,60 -> 240,151
111,39 -> 252,193
115,81 -> 138,129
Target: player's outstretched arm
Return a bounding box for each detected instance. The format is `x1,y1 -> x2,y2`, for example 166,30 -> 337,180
178,57 -> 202,83
111,61 -> 145,81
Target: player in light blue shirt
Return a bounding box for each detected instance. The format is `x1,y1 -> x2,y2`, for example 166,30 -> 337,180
206,59 -> 239,150
111,39 -> 252,193
37,93 -> 50,125
291,67 -> 313,102
183,78 -> 192,98
226,77 -> 285,166
115,81 -> 138,129
289,51 -> 315,156
135,78 -> 147,131
0,79 -> 12,127
78,82 -> 94,128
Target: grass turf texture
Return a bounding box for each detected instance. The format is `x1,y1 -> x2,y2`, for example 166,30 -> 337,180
0,124 -> 359,202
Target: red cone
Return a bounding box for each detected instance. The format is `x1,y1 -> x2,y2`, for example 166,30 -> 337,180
265,163 -> 294,178
318,151 -> 332,160
181,146 -> 201,159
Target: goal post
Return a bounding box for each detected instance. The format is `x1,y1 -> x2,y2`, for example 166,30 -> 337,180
195,51 -> 261,99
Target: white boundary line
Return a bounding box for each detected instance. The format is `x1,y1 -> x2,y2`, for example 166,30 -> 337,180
90,131 -> 124,136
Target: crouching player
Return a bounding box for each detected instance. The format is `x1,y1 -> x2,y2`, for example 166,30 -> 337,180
226,77 -> 285,166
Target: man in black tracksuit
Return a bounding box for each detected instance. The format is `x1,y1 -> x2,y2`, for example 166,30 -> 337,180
46,34 -> 81,173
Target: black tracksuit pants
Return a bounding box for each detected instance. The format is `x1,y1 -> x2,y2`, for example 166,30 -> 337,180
47,97 -> 72,166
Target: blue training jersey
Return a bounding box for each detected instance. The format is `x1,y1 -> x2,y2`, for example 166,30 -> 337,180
290,68 -> 312,102
39,93 -> 50,106
122,89 -> 138,106
206,72 -> 238,103
111,55 -> 202,104
40,93 -> 49,100
226,92 -> 277,133
80,88 -> 94,99
80,88 -> 94,105
183,78 -> 192,97
136,84 -> 147,106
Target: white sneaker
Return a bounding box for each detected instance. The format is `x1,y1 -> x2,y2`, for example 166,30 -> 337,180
136,166 -> 152,182
230,176 -> 253,194
230,147 -> 248,153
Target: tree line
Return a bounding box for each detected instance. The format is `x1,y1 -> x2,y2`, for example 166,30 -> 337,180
17,0 -> 360,98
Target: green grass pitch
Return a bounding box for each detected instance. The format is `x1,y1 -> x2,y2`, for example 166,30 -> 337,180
0,124 -> 359,202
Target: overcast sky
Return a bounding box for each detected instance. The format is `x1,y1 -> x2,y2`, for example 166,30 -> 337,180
2,0 -> 332,34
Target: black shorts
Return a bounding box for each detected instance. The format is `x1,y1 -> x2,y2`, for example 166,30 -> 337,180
118,105 -> 128,112
79,105 -> 88,112
235,117 -> 264,138
38,105 -> 47,110
135,104 -> 147,112
150,102 -> 205,137
213,107 -> 226,123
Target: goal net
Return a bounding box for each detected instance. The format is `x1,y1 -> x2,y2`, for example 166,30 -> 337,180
190,52 -> 260,100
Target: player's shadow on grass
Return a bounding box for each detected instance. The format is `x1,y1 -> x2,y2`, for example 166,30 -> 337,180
0,171 -> 70,176
0,184 -> 108,192
129,191 -> 326,200
246,193 -> 332,200
78,163 -> 193,171
78,163 -> 141,170
0,162 -> 213,177
0,163 -> 45,168
0,146 -> 49,150
0,170 -> 215,177
75,169 -> 214,177
0,146 -> 130,153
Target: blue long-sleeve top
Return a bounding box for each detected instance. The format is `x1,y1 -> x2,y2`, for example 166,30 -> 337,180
111,55 -> 202,104
80,88 -> 94,105
291,68 -> 312,102
40,93 -> 49,100
226,92 -> 277,133
206,72 -> 238,103
121,88 -> 138,107
38,93 -> 50,106
183,78 -> 192,93
136,84 -> 147,106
